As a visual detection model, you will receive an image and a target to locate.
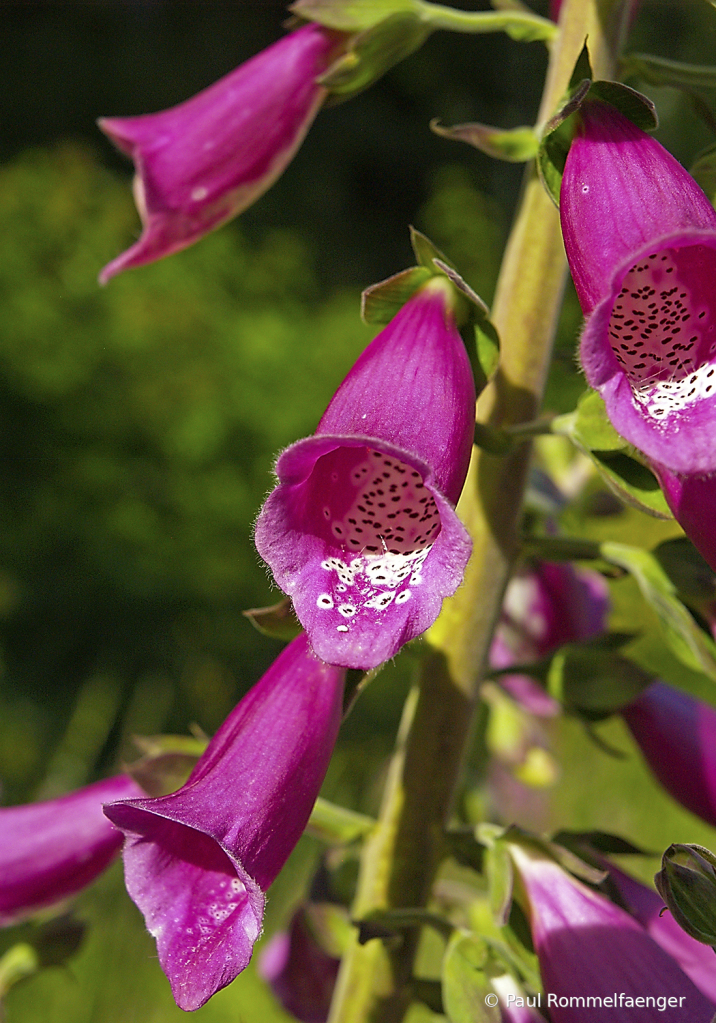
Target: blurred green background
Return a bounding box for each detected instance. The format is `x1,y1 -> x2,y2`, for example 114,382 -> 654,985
2,1 -> 716,1020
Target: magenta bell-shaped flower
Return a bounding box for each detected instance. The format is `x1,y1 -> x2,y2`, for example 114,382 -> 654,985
103,633 -> 344,1012
560,99 -> 716,475
258,906 -> 340,1023
99,24 -> 340,282
621,681 -> 716,827
607,863 -> 716,1003
650,465 -> 716,573
510,844 -> 716,1022
0,775 -> 144,926
491,561 -> 609,715
254,277 -> 475,670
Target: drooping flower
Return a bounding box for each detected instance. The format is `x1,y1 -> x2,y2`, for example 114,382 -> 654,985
491,560 -> 609,715
650,465 -> 716,573
254,276 -> 475,670
103,633 -> 345,1012
621,681 -> 716,828
99,24 -> 341,282
509,843 -> 716,1022
0,774 -> 144,926
560,99 -> 716,475
607,862 -> 716,1002
258,906 -> 340,1023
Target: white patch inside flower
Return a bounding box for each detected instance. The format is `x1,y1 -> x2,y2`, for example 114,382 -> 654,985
316,450 -> 442,630
608,247 -> 716,420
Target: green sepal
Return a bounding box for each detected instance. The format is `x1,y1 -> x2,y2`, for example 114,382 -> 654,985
441,932 -> 501,1023
552,829 -> 651,859
486,841 -> 514,926
290,0 -> 420,31
361,266 -> 433,325
243,597 -> 303,641
305,796 -> 375,844
690,142 -> 716,208
318,11 -> 431,100
537,43 -> 657,207
431,118 -> 539,162
600,541 -> 716,683
552,391 -> 672,519
655,843 -> 716,947
127,732 -> 208,796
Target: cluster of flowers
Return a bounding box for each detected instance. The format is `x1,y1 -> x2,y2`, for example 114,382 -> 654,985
3,11 -> 716,1022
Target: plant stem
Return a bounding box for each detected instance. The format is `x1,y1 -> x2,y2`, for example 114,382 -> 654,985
327,4 -> 634,1022
417,1 -> 557,44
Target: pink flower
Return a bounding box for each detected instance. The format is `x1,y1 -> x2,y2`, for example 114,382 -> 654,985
258,906 -> 339,1023
560,99 -> 716,475
254,278 -> 475,670
621,681 -> 716,827
0,775 -> 143,925
104,634 -> 345,1011
650,465 -> 716,573
99,24 -> 340,282
491,561 -> 609,715
510,844 -> 716,1021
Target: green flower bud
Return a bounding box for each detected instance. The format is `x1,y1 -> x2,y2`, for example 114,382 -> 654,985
655,844 -> 716,947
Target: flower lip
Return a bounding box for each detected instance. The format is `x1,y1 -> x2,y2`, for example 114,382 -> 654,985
581,230 -> 716,474
256,432 -> 471,669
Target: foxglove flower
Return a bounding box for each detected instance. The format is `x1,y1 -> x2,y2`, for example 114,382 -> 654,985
104,633 -> 345,1011
608,863 -> 716,1002
509,844 -> 716,1021
560,99 -> 716,475
491,561 -> 609,715
621,681 -> 716,827
99,24 -> 340,282
258,906 -> 340,1023
254,278 -> 475,670
0,775 -> 143,925
650,465 -> 716,573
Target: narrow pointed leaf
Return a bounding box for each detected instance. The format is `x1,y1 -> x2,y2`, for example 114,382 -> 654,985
431,119 -> 539,162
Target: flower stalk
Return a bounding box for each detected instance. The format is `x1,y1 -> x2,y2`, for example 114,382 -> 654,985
327,3 -> 635,1022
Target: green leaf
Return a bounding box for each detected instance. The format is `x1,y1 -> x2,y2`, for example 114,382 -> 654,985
361,266 -> 432,324
305,797 -> 376,844
442,932 -> 501,1023
601,542 -> 716,682
410,226 -> 454,272
289,0 -> 421,31
552,829 -> 651,858
588,81 -> 658,131
243,597 -> 303,641
547,642 -> 655,715
621,52 -> 716,93
552,391 -> 672,518
431,119 -> 539,163
653,536 -> 716,605
319,12 -> 432,99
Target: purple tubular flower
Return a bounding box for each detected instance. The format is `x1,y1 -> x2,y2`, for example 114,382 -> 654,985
99,24 -> 340,282
103,633 -> 345,1012
607,863 -> 716,1002
651,465 -> 716,573
491,561 -> 609,715
560,100 -> 716,474
0,775 -> 144,926
258,907 -> 340,1023
621,681 -> 716,827
254,278 -> 475,670
510,845 -> 716,1022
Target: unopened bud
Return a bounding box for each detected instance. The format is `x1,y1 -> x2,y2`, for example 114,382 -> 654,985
655,844 -> 716,947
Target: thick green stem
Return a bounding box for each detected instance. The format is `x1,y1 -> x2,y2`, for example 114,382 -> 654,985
327,4 -> 634,1022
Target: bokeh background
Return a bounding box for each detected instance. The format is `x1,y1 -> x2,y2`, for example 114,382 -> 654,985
2,1 -> 716,1020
